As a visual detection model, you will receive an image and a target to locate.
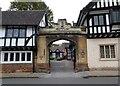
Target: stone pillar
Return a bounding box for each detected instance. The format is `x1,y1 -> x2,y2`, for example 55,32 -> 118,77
76,35 -> 88,71
36,36 -> 49,72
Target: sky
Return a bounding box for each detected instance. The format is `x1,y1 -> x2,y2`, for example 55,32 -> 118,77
0,0 -> 91,23
0,0 -> 91,44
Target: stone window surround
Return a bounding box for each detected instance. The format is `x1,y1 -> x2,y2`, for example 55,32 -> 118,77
1,51 -> 32,64
99,44 -> 118,61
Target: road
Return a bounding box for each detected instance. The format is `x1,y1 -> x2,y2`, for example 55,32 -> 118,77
1,60 -> 119,84
2,77 -> 119,84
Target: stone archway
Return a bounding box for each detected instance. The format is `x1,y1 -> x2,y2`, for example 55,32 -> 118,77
35,35 -> 88,72
47,37 -> 77,71
35,19 -> 89,72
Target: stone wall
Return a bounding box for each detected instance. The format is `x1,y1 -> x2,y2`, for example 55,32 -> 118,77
36,36 -> 49,72
75,35 -> 88,71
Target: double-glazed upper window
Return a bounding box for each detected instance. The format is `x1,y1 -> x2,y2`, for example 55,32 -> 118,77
6,26 -> 26,37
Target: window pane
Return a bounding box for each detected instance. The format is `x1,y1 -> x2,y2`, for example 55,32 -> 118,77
99,15 -> 104,25
110,45 -> 115,58
94,16 -> 98,25
6,29 -> 13,37
105,46 -> 110,58
52,53 -> 56,58
21,53 -> 25,61
111,11 -> 120,23
4,53 -> 8,61
27,53 -> 31,61
10,53 -> 14,61
16,53 -> 20,61
19,29 -> 25,37
60,53 -> 63,57
13,29 -> 19,37
112,11 -> 117,23
100,46 -> 105,58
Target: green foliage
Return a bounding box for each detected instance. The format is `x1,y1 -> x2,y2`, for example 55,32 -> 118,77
49,57 -> 55,60
9,1 -> 53,24
9,2 -> 47,10
52,44 -> 60,47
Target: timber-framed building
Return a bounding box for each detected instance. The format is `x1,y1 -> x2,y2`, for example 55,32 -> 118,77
76,0 -> 120,70
0,0 -> 120,73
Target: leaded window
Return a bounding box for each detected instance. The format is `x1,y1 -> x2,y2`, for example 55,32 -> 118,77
94,16 -> 99,25
6,26 -> 26,37
6,29 -> 13,37
93,15 -> 104,26
13,29 -> 19,37
110,9 -> 120,23
99,15 -> 104,25
19,29 -> 25,37
100,45 -> 116,59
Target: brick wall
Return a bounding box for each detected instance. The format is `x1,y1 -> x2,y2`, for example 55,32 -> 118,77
1,64 -> 33,73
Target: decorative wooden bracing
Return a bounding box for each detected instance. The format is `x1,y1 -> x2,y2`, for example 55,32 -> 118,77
77,2 -> 97,26
1,10 -> 48,52
1,26 -> 36,49
88,32 -> 120,38
76,0 -> 120,38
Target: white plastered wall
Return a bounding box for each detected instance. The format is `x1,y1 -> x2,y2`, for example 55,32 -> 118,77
0,27 -> 5,46
87,38 -> 119,69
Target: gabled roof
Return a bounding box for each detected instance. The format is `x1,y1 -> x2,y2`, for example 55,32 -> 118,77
76,0 -> 120,26
76,1 -> 97,26
2,10 -> 46,26
50,46 -> 65,52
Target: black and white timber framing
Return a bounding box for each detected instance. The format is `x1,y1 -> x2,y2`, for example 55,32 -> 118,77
76,0 -> 120,38
0,10 -> 48,51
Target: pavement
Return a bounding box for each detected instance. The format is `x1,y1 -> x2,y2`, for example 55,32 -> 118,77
0,70 -> 119,78
0,60 -> 120,78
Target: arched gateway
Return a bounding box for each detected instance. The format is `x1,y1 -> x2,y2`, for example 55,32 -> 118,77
35,19 -> 88,72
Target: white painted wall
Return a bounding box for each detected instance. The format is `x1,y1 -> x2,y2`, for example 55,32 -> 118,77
0,27 -> 5,46
0,27 -> 5,37
6,38 -> 10,46
39,15 -> 46,27
33,36 -> 35,46
0,39 -> 4,46
26,27 -> 32,37
18,39 -> 25,46
27,39 -> 32,46
87,38 -> 119,69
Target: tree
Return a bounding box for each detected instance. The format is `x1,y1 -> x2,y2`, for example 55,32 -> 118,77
52,44 -> 60,47
9,1 -> 53,25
